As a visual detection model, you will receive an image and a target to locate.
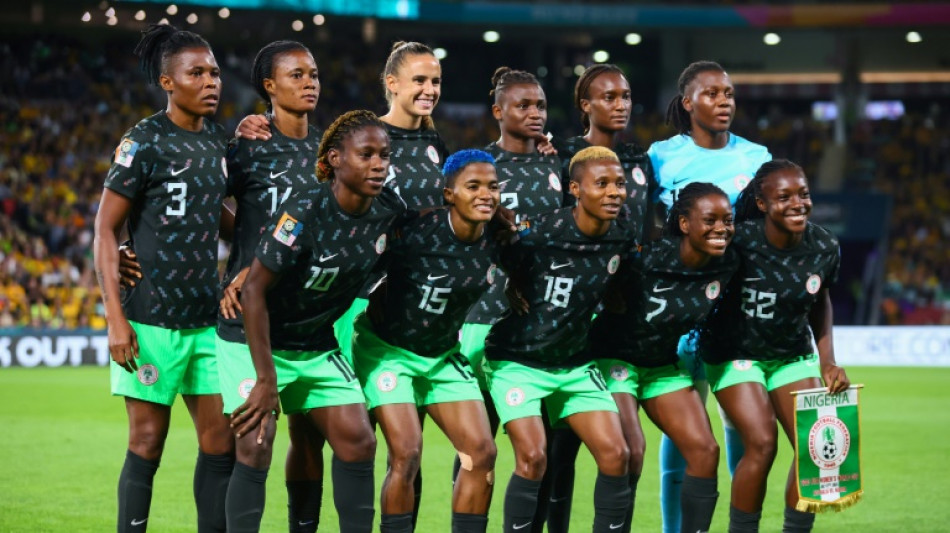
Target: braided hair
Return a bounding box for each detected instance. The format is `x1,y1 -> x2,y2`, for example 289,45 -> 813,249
490,66 -> 540,103
574,64 -> 626,133
664,182 -> 729,237
664,60 -> 725,135
734,159 -> 803,223
251,40 -> 311,112
133,23 -> 211,87
381,41 -> 437,130
316,110 -> 387,183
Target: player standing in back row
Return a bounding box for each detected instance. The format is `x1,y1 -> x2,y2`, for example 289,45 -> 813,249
94,23 -> 233,533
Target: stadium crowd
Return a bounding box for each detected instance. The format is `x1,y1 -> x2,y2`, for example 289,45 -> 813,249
0,36 -> 947,328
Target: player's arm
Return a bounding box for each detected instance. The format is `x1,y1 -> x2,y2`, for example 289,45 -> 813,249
219,202 -> 236,243
808,287 -> 849,393
94,189 -> 139,373
232,257 -> 281,443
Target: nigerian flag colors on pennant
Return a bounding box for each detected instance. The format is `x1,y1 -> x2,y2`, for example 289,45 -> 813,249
792,384 -> 864,513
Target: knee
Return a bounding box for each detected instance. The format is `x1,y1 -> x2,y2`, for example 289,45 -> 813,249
742,429 -> 778,463
595,442 -> 630,474
336,430 -> 377,463
236,432 -> 276,469
685,438 -> 720,475
128,422 -> 167,461
629,442 -> 646,473
515,445 -> 547,480
198,420 -> 235,455
389,440 -> 423,477
461,436 -> 497,473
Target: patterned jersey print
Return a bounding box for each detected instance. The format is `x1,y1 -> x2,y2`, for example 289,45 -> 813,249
375,209 -> 497,356
217,123 -> 321,343
104,111 -> 228,329
255,183 -> 406,351
698,220 -> 840,363
485,207 -> 636,367
588,236 -> 739,368
383,123 -> 448,209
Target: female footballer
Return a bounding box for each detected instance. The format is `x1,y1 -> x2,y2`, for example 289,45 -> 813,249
352,149 -> 501,533
648,60 -> 772,533
486,146 -> 636,533
697,159 -> 850,532
226,110 -> 406,532
588,182 -> 740,533
94,23 -> 233,532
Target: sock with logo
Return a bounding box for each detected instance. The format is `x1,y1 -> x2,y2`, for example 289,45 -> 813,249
452,512 -> 489,533
592,472 -> 632,533
659,434 -> 686,533
411,469 -> 423,530
225,461 -> 269,533
380,512 -> 413,533
194,451 -> 234,533
544,428 -> 583,533
118,450 -> 159,533
332,456 -> 375,533
680,475 -> 718,533
504,474 -> 541,533
782,506 -> 816,533
287,480 -> 323,533
729,505 -> 761,533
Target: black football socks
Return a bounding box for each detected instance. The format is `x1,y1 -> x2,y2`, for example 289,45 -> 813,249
118,450 -> 159,532
592,472 -> 632,533
782,506 -> 816,532
680,475 -> 718,533
503,474 -> 541,532
194,451 -> 234,532
225,461 -> 269,533
332,456 -> 375,532
286,479 -> 323,533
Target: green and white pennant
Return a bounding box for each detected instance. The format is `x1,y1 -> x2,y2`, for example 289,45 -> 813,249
792,385 -> 864,513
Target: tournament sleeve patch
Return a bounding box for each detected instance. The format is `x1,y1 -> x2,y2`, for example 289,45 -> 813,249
114,138 -> 139,168
272,212 -> 303,246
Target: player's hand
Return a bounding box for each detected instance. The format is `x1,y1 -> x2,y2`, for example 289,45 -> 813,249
220,267 -> 250,320
235,114 -> 271,140
108,318 -> 139,373
504,278 -> 530,315
490,206 -> 518,243
118,245 -> 142,288
821,363 -> 850,394
535,133 -> 557,156
230,378 -> 280,444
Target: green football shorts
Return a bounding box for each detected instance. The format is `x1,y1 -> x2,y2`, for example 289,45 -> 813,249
216,336 -> 366,415
351,313 -> 482,409
333,297 -> 369,364
485,359 -> 617,426
459,322 -> 493,391
110,322 -> 218,405
598,359 -> 693,400
705,353 -> 821,393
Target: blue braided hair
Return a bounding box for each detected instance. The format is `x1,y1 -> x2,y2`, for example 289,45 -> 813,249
442,149 -> 495,187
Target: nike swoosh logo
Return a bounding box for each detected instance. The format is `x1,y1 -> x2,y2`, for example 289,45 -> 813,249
270,169 -> 289,179
744,277 -> 763,282
427,274 -> 448,281
609,523 -> 625,530
298,520 -> 315,526
170,167 -> 189,176
319,253 -> 338,262
512,522 -> 531,530
131,518 -> 148,526
549,496 -> 570,503
653,284 -> 674,293
498,179 -> 511,187
550,262 -> 572,270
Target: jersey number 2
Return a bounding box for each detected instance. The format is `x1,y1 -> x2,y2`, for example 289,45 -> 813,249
741,287 -> 776,319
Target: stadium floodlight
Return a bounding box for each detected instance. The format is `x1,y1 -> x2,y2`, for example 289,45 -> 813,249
434,47 -> 447,60
81,11 -> 91,22
764,32 -> 781,45
134,10 -> 146,20
186,12 -> 198,24
593,50 -> 609,63
218,7 -> 229,19
625,33 -> 642,45
107,15 -> 118,25
537,66 -> 548,78
159,17 -> 168,24
166,4 -> 177,15
574,64 -> 586,76
906,31 -> 922,43
105,7 -> 115,17
483,30 -> 500,43
292,19 -> 304,31
313,14 -> 325,25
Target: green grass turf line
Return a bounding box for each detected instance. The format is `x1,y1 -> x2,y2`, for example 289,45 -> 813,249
1,366 -> 948,531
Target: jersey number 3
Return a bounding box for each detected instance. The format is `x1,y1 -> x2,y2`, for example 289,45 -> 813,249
166,182 -> 187,216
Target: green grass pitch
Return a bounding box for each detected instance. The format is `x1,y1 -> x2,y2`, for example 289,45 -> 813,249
1,366 -> 947,532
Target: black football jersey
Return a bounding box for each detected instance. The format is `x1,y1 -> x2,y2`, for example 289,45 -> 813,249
464,142 -> 565,325
217,124 -> 322,343
255,183 -> 407,351
485,207 -> 636,367
383,123 -> 448,209
104,111 -> 228,329
555,136 -> 653,242
588,236 -> 739,368
698,220 -> 841,363
375,209 -> 497,356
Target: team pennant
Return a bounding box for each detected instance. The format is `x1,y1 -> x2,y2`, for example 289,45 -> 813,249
792,385 -> 864,513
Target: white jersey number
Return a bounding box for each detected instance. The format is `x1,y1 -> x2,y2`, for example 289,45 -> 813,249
166,182 -> 187,216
